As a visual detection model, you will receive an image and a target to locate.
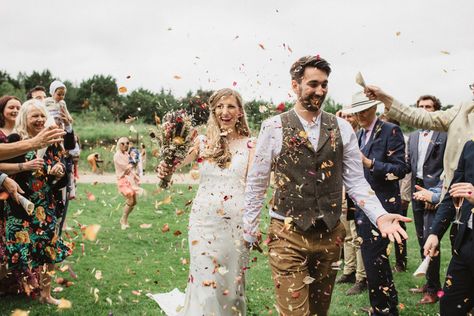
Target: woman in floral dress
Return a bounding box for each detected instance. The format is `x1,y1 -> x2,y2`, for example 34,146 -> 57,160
3,99 -> 72,304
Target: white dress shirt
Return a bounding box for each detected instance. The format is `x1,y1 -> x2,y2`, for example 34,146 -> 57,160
416,130 -> 433,179
243,111 -> 388,243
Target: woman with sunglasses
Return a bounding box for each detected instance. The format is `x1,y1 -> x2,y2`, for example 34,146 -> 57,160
113,137 -> 141,229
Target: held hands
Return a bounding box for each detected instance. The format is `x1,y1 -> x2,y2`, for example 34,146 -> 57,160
244,232 -> 263,253
449,182 -> 474,205
423,234 -> 439,257
376,213 -> 412,243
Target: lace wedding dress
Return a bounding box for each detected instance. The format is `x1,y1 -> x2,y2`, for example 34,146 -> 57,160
151,136 -> 250,316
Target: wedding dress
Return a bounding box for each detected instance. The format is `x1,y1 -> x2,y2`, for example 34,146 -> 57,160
150,136 -> 250,316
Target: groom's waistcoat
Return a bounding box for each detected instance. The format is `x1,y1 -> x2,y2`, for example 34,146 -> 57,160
272,109 -> 344,231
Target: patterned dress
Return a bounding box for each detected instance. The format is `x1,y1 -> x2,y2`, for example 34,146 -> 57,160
4,143 -> 72,278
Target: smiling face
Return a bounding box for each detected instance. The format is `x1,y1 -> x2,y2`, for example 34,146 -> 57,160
292,67 -> 328,113
26,107 -> 47,137
3,99 -> 21,126
214,95 -> 242,132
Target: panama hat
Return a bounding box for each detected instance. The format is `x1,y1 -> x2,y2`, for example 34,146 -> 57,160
342,91 -> 382,114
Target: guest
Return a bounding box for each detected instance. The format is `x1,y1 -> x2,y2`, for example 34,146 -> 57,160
343,91 -> 408,315
87,152 -> 102,174
26,86 -> 47,102
45,80 -> 73,125
424,140 -> 474,315
406,95 -> 447,303
140,144 -> 147,175
379,113 -> 410,272
113,137 -> 141,229
4,99 -> 71,304
365,85 -> 474,199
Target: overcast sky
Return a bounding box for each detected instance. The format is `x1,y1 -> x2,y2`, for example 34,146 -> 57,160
1,0 -> 473,107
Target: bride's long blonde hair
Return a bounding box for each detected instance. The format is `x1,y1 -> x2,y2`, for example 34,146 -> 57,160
202,88 -> 250,169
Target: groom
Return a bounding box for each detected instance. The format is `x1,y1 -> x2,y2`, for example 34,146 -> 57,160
243,55 -> 411,316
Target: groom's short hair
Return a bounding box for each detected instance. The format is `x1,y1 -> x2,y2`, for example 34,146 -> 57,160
290,55 -> 331,83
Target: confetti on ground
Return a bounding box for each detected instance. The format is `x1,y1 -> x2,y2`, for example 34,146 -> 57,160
57,298 -> 72,310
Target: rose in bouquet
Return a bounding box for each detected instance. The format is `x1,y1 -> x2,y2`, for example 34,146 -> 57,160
150,110 -> 196,188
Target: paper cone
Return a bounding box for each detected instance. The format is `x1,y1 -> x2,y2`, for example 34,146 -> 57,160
355,72 -> 366,88
18,194 -> 34,216
413,255 -> 431,277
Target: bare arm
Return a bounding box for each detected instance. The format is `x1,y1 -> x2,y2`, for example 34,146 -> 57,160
0,127 -> 65,160
0,158 -> 44,175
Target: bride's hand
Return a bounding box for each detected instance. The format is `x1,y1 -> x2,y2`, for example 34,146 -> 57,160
156,161 -> 174,179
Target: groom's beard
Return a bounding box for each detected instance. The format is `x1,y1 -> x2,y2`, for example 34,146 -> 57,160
299,92 -> 326,112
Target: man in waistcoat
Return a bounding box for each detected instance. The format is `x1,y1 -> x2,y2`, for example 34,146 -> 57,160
243,55 -> 411,316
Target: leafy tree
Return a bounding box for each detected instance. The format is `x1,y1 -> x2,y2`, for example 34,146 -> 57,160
180,89 -> 213,126
76,75 -> 119,111
322,96 -> 342,114
22,70 -> 55,92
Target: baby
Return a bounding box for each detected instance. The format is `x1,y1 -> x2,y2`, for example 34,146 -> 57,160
45,80 -> 73,126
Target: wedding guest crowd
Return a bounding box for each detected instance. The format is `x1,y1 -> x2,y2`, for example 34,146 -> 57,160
1,65 -> 473,316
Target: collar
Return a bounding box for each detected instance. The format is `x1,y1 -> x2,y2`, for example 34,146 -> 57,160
294,110 -> 321,128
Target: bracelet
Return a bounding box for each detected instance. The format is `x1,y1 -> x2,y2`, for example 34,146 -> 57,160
18,163 -> 23,171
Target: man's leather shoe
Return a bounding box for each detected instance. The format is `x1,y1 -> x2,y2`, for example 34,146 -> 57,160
419,292 -> 438,304
360,306 -> 373,314
336,272 -> 355,284
346,278 -> 368,295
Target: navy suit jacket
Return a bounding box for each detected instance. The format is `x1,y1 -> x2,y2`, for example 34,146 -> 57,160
431,140 -> 474,253
358,119 -> 408,214
407,130 -> 447,194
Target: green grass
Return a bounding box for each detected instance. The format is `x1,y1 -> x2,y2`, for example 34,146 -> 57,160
0,184 -> 450,315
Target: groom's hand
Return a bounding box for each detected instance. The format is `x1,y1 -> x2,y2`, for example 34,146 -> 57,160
376,213 -> 411,243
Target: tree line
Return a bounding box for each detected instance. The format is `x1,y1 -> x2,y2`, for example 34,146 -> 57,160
0,69 -> 343,129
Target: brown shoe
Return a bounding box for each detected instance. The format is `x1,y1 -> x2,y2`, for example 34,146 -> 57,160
392,264 -> 406,272
346,278 -> 368,295
336,272 -> 356,284
419,292 -> 438,304
409,284 -> 427,294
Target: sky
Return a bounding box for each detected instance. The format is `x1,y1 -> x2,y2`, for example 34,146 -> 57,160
1,0 -> 473,107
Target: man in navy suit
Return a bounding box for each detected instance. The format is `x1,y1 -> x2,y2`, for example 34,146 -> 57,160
344,91 -> 408,316
424,140 -> 474,315
407,95 -> 447,303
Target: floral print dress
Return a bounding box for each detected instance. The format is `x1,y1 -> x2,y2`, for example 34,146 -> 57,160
4,143 -> 72,276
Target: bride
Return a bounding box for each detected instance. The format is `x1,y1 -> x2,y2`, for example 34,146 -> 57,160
156,88 -> 255,315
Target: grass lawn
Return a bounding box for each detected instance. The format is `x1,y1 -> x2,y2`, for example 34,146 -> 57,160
0,183 -> 450,315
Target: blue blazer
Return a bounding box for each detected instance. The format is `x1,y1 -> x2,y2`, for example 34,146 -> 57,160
431,140 -> 474,253
358,119 -> 409,213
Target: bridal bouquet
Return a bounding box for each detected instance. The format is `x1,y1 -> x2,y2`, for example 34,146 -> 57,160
150,109 -> 195,188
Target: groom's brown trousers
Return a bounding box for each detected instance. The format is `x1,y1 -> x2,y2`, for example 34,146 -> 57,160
267,218 -> 345,316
